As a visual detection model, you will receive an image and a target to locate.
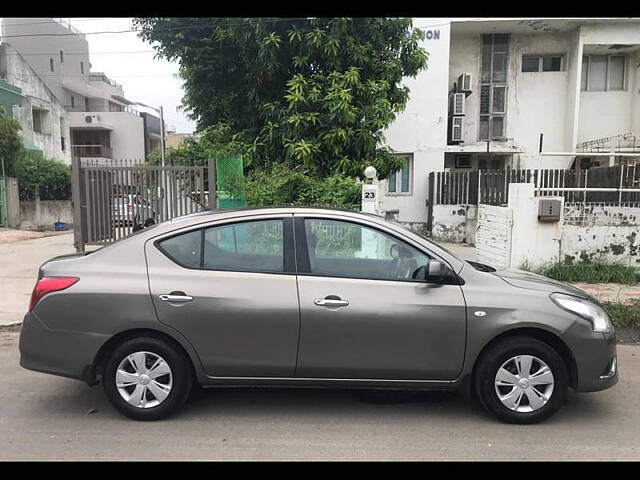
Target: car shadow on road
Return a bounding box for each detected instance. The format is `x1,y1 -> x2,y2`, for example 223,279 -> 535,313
37,377 -> 614,427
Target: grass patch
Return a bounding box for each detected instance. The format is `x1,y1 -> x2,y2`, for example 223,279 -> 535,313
603,300 -> 640,330
534,261 -> 638,284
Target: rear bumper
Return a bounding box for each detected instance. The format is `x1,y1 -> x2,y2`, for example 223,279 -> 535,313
19,312 -> 109,385
560,321 -> 618,393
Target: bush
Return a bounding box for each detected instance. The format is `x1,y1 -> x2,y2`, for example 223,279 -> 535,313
534,260 -> 638,285
0,108 -> 25,178
244,164 -> 361,209
603,300 -> 640,329
15,154 -> 71,201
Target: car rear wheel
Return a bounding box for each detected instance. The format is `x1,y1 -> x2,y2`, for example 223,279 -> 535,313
102,336 -> 193,421
474,336 -> 568,424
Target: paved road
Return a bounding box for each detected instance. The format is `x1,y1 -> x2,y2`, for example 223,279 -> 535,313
0,329 -> 638,461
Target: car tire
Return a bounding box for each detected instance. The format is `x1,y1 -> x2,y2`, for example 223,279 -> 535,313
474,336 -> 568,424
102,336 -> 193,421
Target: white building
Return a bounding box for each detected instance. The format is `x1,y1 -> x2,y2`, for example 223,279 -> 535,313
0,43 -> 70,162
381,18 -> 640,227
0,18 -> 162,164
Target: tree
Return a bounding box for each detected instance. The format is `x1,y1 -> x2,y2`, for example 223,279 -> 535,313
134,17 -> 428,178
0,106 -> 24,177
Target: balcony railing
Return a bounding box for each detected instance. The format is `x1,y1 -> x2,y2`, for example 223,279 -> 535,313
71,144 -> 113,158
89,74 -> 123,90
66,105 -> 140,115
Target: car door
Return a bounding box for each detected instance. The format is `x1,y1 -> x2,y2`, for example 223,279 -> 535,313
294,215 -> 467,381
146,215 -> 301,377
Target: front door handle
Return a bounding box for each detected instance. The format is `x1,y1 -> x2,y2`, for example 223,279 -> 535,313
159,292 -> 193,303
314,297 -> 349,307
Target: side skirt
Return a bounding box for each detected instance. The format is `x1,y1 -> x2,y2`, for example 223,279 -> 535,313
199,375 -> 461,391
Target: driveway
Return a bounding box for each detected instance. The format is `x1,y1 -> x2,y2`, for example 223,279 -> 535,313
0,328 -> 638,460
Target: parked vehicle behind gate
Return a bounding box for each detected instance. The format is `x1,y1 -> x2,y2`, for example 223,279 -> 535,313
19,207 -> 618,423
112,193 -> 155,227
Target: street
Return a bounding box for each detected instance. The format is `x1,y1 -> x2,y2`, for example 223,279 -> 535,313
1,231 -> 638,460
0,327 -> 638,460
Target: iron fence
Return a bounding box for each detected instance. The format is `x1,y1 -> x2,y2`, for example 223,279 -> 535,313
428,165 -> 640,207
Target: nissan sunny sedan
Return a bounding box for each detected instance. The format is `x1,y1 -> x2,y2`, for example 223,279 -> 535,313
19,207 -> 618,423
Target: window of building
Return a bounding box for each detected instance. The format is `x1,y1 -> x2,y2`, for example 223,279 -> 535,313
49,58 -> 54,72
455,154 -> 472,169
60,117 -> 65,151
387,154 -> 413,194
60,50 -> 64,63
85,97 -> 90,111
80,61 -> 84,74
479,33 -> 510,141
521,55 -> 564,72
32,108 -> 48,134
303,219 -> 430,282
581,55 -> 626,91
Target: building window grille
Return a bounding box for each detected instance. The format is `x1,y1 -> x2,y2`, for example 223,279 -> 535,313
479,33 -> 510,141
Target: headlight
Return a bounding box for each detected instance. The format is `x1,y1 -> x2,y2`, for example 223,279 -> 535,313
550,293 -> 612,333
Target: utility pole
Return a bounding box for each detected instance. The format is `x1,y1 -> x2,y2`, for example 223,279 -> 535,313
159,105 -> 166,167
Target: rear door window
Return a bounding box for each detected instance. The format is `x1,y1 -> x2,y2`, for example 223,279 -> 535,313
203,219 -> 284,273
157,229 -> 202,269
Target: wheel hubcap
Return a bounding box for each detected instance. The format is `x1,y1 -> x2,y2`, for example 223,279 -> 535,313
116,351 -> 173,409
494,355 -> 554,413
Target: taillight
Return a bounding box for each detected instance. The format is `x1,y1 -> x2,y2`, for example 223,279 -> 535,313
29,277 -> 79,312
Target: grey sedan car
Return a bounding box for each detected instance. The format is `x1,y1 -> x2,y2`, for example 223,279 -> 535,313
19,207 -> 617,423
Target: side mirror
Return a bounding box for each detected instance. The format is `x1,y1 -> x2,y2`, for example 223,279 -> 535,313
412,259 -> 449,282
428,260 -> 444,278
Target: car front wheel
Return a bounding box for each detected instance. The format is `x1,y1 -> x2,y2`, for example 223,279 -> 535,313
102,336 -> 193,421
474,336 -> 568,424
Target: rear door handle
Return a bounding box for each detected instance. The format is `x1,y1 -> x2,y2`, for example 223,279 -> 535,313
159,293 -> 193,303
314,297 -> 349,307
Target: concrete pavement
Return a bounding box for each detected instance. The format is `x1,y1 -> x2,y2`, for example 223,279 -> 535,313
0,232 -> 79,325
0,329 -> 638,460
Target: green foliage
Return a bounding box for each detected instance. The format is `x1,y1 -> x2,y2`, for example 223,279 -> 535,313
146,124 -> 248,167
603,300 -> 640,329
534,260 -> 638,285
15,154 -> 71,201
134,17 -> 428,178
243,164 -> 361,208
0,106 -> 24,177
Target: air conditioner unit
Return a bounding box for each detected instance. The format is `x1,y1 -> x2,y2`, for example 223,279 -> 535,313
449,92 -> 466,116
456,73 -> 472,94
449,116 -> 464,143
85,114 -> 99,124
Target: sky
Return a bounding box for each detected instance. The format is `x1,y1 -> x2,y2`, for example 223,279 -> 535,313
55,17 -> 196,133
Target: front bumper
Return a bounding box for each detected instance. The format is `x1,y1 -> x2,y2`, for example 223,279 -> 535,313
560,321 -> 618,393
19,312 -> 110,385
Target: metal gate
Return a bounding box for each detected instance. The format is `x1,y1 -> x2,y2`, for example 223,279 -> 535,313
72,158 -> 216,251
0,177 -> 7,227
